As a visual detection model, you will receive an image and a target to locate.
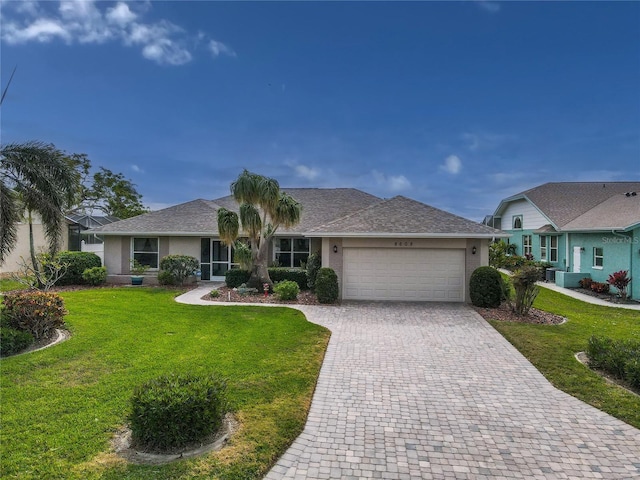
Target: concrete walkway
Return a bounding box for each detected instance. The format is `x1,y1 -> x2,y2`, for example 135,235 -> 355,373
176,287 -> 640,479
537,281 -> 640,310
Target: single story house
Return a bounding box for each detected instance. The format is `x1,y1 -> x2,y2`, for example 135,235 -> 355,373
87,188 -> 505,302
1,213 -> 118,274
488,182 -> 640,299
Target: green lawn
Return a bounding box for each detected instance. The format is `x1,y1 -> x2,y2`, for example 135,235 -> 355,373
0,278 -> 28,292
488,287 -> 640,429
0,288 -> 330,480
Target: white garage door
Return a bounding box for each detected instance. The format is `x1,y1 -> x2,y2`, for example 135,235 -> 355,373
343,248 -> 465,302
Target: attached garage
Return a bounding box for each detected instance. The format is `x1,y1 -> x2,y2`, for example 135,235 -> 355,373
342,247 -> 465,301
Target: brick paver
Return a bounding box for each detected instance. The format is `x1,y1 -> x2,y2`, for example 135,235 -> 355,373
264,302 -> 640,480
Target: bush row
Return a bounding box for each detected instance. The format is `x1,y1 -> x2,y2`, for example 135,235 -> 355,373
225,268 -> 309,290
587,336 -> 640,389
54,251 -> 102,285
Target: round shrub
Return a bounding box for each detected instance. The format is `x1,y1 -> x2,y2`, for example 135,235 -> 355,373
315,268 -> 339,304
129,373 -> 228,452
210,289 -> 220,298
469,266 -> 503,308
3,292 -> 67,340
158,255 -> 200,286
82,266 -> 107,286
55,251 -> 101,285
157,270 -> 177,286
273,280 -> 300,301
0,327 -> 34,357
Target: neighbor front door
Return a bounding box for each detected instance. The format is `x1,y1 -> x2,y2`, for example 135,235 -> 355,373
572,246 -> 581,273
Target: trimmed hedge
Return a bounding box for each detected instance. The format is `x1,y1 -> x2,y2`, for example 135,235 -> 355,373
273,280 -> 300,300
55,251 -> 101,285
225,268 -> 309,290
469,266 -> 503,308
587,336 -> 640,389
129,373 -> 228,451
159,255 -> 199,286
315,268 -> 339,304
82,266 -> 107,286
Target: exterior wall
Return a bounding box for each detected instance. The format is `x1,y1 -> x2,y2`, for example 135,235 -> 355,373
167,237 -> 200,259
1,220 -> 70,274
631,227 -> 640,300
500,199 -> 548,230
103,236 -> 125,275
322,237 -> 484,302
567,232 -> 633,290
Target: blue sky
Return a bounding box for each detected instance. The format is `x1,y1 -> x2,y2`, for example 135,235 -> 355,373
2,1 -> 639,221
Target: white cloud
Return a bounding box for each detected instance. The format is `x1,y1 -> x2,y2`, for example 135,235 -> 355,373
131,164 -> 143,173
440,155 -> 462,174
0,1 -> 234,66
294,164 -> 320,181
208,39 -> 236,58
372,170 -> 411,192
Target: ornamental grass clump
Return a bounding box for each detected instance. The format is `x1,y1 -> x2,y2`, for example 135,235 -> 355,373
129,373 -> 228,452
2,291 -> 67,340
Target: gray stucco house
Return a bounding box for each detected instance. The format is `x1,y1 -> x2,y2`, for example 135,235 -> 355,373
87,188 -> 505,302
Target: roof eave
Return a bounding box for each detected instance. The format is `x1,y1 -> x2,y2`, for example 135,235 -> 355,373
302,232 -> 510,239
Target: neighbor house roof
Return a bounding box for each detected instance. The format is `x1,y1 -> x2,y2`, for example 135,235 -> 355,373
494,182 -> 640,229
563,193 -> 640,231
306,196 -> 505,238
88,188 -> 506,238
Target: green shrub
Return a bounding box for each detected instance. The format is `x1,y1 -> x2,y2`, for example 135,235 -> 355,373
273,280 -> 300,301
55,251 -> 101,285
469,266 -> 503,308
158,255 -> 200,286
625,359 -> 640,389
82,266 -> 107,286
268,268 -> 309,290
157,270 -> 177,286
305,252 -> 322,290
315,268 -> 339,304
210,289 -> 220,298
0,327 -> 34,356
587,336 -> 640,381
2,292 -> 67,340
129,373 -> 228,451
511,266 -> 540,316
225,269 -> 251,288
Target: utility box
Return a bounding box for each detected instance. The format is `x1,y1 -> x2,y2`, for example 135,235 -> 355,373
545,268 -> 559,283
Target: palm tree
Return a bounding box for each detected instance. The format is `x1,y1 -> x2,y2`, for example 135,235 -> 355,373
217,170 -> 302,289
0,141 -> 78,274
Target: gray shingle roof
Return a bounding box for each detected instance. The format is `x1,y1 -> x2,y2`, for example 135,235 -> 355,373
563,194 -> 640,231
307,196 -> 504,237
505,182 -> 640,228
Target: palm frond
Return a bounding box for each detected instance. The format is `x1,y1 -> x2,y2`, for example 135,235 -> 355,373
273,193 -> 302,230
0,183 -> 20,263
231,169 -> 262,205
217,208 -> 239,246
239,203 -> 262,240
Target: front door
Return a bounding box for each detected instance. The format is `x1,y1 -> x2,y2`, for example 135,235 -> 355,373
212,241 -> 230,279
572,246 -> 581,273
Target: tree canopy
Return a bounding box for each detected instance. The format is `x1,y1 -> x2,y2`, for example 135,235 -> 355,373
217,170 -> 302,288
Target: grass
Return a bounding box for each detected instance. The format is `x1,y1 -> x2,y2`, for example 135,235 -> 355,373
0,287 -> 330,479
488,286 -> 640,428
0,278 -> 28,292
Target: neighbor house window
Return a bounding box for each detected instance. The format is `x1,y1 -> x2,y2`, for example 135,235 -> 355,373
522,235 -> 532,256
593,247 -> 604,268
540,236 -> 547,261
512,215 -> 523,229
275,238 -> 310,268
132,237 -> 159,269
550,236 -> 558,263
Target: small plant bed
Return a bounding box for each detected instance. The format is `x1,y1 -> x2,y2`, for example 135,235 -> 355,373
568,287 -> 639,305
474,303 -> 565,325
204,286 -> 323,305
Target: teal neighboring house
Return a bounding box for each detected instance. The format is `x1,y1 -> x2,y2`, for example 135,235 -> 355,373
486,182 -> 640,300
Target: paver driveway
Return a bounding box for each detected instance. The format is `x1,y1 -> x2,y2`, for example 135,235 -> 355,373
265,302 -> 640,480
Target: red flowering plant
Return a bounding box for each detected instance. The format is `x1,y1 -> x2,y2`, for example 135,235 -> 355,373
2,292 -> 67,340
607,270 -> 631,300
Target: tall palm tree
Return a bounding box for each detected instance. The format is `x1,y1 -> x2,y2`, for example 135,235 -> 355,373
217,170 -> 302,289
0,141 -> 78,272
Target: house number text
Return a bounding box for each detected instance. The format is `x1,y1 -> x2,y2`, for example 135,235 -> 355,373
394,241 -> 413,247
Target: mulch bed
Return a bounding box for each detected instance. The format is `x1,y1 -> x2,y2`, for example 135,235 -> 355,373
473,303 -> 566,325
203,286 -> 321,305
568,287 -> 639,306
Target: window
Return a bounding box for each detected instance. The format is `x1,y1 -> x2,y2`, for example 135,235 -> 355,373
275,237 -> 310,268
593,247 -> 603,268
550,236 -> 558,262
522,235 -> 532,256
512,215 -> 523,229
132,237 -> 159,269
540,236 -> 547,261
